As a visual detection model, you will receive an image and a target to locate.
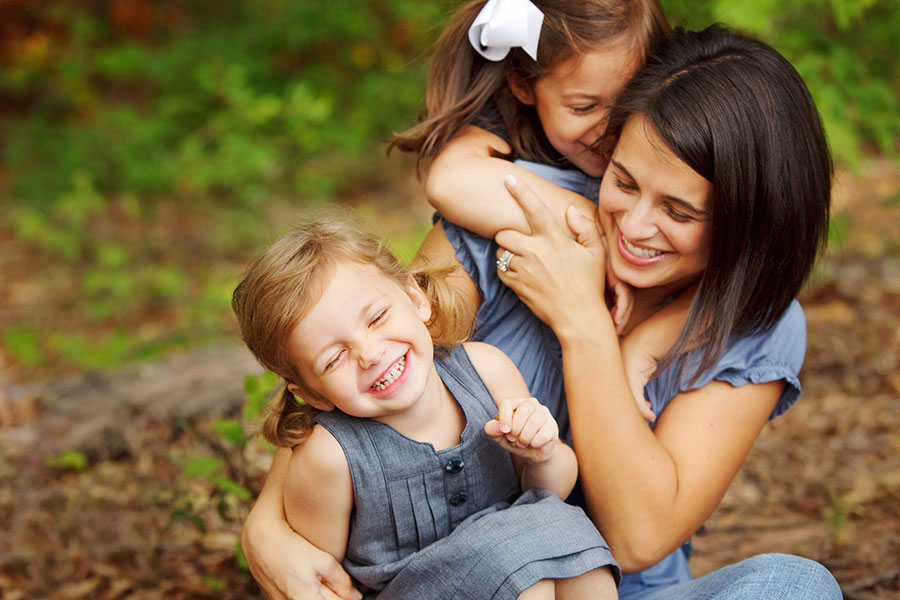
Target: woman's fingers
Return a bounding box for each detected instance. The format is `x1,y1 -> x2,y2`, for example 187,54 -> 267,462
565,204 -> 604,250
503,174 -> 557,235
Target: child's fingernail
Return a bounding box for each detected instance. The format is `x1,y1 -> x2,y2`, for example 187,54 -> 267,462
505,174 -> 518,187
500,424 -> 511,433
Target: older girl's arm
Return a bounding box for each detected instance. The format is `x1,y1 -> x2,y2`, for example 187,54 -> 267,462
426,125 -> 596,237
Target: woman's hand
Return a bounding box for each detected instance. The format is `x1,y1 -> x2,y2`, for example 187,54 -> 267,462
241,511 -> 361,600
494,175 -> 611,337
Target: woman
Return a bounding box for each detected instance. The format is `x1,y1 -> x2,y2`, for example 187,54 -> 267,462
241,26 -> 841,599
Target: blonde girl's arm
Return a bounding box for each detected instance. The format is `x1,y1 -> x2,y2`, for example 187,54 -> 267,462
240,446 -> 360,600
425,125 -> 597,237
464,341 -> 578,500
283,425 -> 354,562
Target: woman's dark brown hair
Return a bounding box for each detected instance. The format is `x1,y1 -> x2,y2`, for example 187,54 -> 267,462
604,25 -> 833,383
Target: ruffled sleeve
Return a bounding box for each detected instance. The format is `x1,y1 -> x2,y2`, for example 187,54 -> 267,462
646,300 -> 807,421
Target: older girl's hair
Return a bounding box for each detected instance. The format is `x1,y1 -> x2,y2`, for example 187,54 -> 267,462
604,25 -> 832,382
390,0 -> 670,176
232,220 -> 472,448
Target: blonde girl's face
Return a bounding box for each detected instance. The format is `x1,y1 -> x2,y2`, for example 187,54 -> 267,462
516,42 -> 642,178
284,261 -> 437,426
599,115 -> 713,295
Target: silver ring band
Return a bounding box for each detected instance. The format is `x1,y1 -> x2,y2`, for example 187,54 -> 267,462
496,250 -> 515,273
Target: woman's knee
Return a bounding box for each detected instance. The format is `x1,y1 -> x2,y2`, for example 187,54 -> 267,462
726,553 -> 841,599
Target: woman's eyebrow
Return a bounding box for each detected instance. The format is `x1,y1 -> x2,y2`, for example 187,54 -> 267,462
665,195 -> 710,216
611,159 -> 710,216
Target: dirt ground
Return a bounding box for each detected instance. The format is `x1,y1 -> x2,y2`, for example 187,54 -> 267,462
0,159 -> 898,599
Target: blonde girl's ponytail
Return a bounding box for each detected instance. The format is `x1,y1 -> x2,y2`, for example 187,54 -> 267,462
260,386 -> 318,448
412,261 -> 474,348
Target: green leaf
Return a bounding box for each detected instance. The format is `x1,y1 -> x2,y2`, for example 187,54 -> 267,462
214,418 -> 248,448
45,449 -> 89,472
182,455 -> 224,479
212,475 -> 252,500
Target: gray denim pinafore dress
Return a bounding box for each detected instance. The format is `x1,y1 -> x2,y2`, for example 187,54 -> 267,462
314,345 -> 617,599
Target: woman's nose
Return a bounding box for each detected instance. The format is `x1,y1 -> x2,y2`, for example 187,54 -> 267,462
619,200 -> 657,240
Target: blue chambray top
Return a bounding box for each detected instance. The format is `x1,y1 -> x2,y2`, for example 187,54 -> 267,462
439,158 -> 807,597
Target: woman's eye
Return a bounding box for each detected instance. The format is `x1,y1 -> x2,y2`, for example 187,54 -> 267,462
571,103 -> 599,114
615,176 -> 637,192
664,206 -> 693,223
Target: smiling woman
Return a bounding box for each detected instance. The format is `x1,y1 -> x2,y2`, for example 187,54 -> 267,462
599,115 -> 713,294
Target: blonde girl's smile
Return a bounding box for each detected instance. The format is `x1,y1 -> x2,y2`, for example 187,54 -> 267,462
368,352 -> 409,395
284,261 -> 438,422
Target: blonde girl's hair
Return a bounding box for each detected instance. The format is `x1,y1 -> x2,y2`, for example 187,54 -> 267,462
389,0 -> 670,176
232,220 -> 472,448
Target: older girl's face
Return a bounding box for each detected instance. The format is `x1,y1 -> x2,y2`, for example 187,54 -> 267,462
521,43 -> 642,178
598,115 -> 713,294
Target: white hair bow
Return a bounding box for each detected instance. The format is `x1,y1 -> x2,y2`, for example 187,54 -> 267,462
468,0 -> 545,62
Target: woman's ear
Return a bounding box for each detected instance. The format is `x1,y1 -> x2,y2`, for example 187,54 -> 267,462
406,275 -> 433,323
287,383 -> 334,411
507,72 -> 535,105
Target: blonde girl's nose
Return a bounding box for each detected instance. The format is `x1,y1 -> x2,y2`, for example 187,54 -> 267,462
357,335 -> 385,368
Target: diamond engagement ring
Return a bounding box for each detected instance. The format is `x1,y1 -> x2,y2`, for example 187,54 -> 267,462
496,250 -> 515,273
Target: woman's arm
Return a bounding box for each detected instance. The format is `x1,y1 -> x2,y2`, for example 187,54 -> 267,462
494,177 -> 781,572
426,125 -> 596,237
241,447 -> 361,600
466,341 -> 578,500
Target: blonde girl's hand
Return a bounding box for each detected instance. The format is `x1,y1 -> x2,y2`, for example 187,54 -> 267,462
241,516 -> 361,600
484,396 -> 559,464
494,175 -> 610,335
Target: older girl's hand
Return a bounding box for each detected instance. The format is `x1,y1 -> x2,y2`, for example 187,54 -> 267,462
242,511 -> 361,600
494,175 -> 611,336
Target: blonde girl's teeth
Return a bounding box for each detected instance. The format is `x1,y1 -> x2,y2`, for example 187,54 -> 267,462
371,355 -> 407,390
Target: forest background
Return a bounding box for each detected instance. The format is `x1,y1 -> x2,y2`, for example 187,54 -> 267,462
0,1 -> 898,598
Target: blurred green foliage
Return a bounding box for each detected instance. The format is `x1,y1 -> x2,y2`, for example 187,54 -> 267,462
0,0 -> 897,373
663,0 -> 900,171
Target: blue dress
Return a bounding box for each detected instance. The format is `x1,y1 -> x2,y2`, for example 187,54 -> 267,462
314,344 -> 618,599
438,158 -> 813,597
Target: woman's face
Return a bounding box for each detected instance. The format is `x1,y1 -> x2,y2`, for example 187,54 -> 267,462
598,115 -> 713,294
523,43 -> 642,178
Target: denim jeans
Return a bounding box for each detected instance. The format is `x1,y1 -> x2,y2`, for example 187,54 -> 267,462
620,554 -> 842,600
